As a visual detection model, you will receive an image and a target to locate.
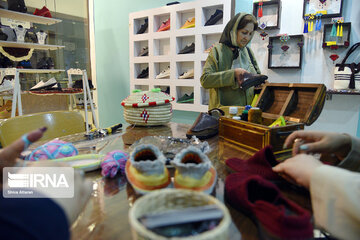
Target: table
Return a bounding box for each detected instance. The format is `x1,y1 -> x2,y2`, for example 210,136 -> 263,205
57,122 -> 312,240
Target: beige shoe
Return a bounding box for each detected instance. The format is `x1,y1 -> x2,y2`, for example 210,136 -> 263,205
178,69 -> 194,79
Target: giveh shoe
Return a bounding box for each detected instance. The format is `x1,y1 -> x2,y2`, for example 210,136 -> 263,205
30,77 -> 57,91
157,18 -> 170,32
186,108 -> 224,139
172,146 -> 217,194
178,69 -> 194,79
33,6 -> 52,18
7,0 -> 27,13
178,42 -> 195,54
241,73 -> 268,90
125,144 -> 171,194
155,66 -> 170,79
0,78 -> 14,93
137,67 -> 149,79
180,17 -> 195,29
136,19 -> 148,34
225,174 -> 313,240
225,146 -> 281,181
139,46 -> 148,56
205,9 -> 223,26
177,92 -> 194,104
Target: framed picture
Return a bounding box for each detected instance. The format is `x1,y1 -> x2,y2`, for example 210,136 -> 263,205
322,22 -> 351,48
253,0 -> 281,29
303,0 -> 343,18
268,34 -> 304,69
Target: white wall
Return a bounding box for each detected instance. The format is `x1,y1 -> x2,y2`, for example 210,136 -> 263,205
250,0 -> 360,136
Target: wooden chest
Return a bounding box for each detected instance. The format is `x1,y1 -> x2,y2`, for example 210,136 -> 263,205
219,83 -> 326,159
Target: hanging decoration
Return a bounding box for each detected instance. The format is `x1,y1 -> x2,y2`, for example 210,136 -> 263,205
318,0 -> 327,8
257,0 -> 263,18
303,16 -> 309,34
315,13 -> 323,31
279,34 -> 290,53
259,22 -> 268,40
330,19 -> 337,37
329,54 -> 339,63
308,15 -> 315,32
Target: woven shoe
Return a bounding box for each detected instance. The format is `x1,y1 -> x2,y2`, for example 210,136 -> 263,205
178,42 -> 195,54
136,19 -> 148,34
241,73 -> 268,90
225,174 -> 313,239
157,18 -> 170,32
178,69 -> 194,79
204,9 -> 223,26
139,46 -> 148,56
125,144 -> 171,194
180,17 -> 195,29
30,77 -> 57,91
137,67 -> 149,79
155,66 -> 170,79
186,108 -> 224,139
177,92 -> 194,103
172,146 -> 217,194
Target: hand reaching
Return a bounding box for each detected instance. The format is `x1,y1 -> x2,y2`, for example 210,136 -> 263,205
234,68 -> 249,87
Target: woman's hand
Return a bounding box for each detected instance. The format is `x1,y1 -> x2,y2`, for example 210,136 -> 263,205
283,131 -> 352,160
273,154 -> 323,189
234,68 -> 249,87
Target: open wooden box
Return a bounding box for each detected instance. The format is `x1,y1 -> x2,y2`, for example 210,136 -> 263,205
219,83 -> 326,159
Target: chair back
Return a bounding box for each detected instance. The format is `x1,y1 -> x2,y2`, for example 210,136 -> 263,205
0,111 -> 85,147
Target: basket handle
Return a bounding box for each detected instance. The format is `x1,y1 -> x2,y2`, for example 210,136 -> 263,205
338,42 -> 360,71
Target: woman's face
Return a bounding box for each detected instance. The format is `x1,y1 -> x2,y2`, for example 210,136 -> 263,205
236,22 -> 255,48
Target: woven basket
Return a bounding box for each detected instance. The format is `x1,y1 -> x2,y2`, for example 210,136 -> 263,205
122,89 -> 175,126
129,189 -> 231,240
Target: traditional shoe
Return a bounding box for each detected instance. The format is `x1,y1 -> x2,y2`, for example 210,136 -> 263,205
241,73 -> 268,90
186,108 -> 224,139
178,69 -> 194,79
172,146 -> 217,194
155,66 -> 170,79
225,174 -> 313,239
30,77 -> 57,91
178,42 -> 195,54
137,67 -> 149,79
139,46 -> 148,56
136,19 -> 148,34
204,9 -> 223,26
225,146 -> 281,181
33,6 -> 52,18
180,17 -> 195,29
7,0 -> 27,13
157,18 -> 170,32
177,92 -> 194,103
125,144 -> 171,194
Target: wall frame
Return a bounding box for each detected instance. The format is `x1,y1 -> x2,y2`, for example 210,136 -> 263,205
303,0 -> 344,18
253,0 -> 281,29
322,22 -> 351,49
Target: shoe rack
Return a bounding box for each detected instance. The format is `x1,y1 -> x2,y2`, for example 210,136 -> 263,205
0,8 -> 65,118
129,0 -> 233,112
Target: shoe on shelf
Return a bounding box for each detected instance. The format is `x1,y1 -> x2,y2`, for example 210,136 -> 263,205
139,46 -> 149,56
0,78 -> 14,93
7,0 -> 27,13
155,67 -> 170,79
180,17 -> 195,29
240,73 -> 268,90
33,6 -> 52,18
73,79 -> 94,89
157,18 -> 170,32
172,146 -> 217,194
179,69 -> 194,79
137,67 -> 149,79
204,9 -> 223,26
136,19 -> 148,34
225,174 -> 313,239
36,57 -> 53,69
177,92 -> 194,103
16,60 -> 32,69
186,108 -> 224,139
30,77 -> 57,91
178,42 -> 195,54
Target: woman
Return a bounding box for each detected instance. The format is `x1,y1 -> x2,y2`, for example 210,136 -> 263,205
201,13 -> 261,109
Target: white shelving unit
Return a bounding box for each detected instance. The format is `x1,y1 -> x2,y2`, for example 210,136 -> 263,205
129,0 -> 232,112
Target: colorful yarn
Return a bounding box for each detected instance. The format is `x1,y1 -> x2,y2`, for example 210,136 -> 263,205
101,150 -> 129,178
26,140 -> 78,161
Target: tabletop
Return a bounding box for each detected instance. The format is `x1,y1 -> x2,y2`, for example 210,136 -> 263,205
58,122 -> 312,240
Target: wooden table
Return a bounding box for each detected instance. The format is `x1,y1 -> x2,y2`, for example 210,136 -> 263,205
67,122 -> 312,240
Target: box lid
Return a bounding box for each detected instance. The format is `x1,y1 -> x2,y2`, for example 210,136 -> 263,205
255,83 -> 326,126
121,88 -> 174,108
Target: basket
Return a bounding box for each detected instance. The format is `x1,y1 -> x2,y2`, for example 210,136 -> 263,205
128,189 -> 231,240
122,89 -> 175,126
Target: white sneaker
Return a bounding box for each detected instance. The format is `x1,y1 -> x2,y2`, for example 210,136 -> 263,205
179,69 -> 194,79
0,79 -> 14,93
156,67 -> 170,79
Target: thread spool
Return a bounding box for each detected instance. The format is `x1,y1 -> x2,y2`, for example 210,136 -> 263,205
248,107 -> 262,124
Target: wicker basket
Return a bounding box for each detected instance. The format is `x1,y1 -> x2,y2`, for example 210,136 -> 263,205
122,89 -> 175,126
129,189 -> 231,240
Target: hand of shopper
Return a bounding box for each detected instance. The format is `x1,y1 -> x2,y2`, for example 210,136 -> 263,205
234,68 -> 249,87
283,130 -> 352,160
272,154 -> 323,189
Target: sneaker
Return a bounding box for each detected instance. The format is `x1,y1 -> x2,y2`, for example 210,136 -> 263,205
0,78 -> 14,93
139,46 -> 148,56
157,18 -> 170,32
205,9 -> 223,26
137,67 -> 149,79
155,66 -> 170,79
8,0 -> 27,13
136,19 -> 148,34
177,92 -> 194,103
178,42 -> 195,54
125,144 -> 171,194
172,146 -> 217,194
180,17 -> 195,29
178,69 -> 194,79
30,77 -> 57,91
33,6 -> 52,18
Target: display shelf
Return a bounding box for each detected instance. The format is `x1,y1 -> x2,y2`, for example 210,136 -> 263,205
0,8 -> 62,25
0,68 -> 65,73
129,0 -> 232,112
0,40 -> 65,50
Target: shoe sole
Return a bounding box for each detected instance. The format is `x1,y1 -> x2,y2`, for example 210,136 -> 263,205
186,129 -> 218,140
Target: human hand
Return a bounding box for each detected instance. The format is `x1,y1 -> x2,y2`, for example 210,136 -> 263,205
234,68 -> 249,86
283,131 -> 352,160
272,154 -> 323,189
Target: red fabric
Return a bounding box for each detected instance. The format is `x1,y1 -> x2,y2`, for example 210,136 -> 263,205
225,174 -> 313,239
225,146 -> 281,180
33,6 -> 52,18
